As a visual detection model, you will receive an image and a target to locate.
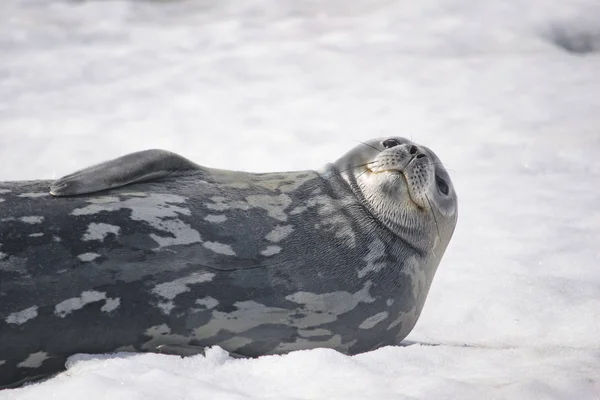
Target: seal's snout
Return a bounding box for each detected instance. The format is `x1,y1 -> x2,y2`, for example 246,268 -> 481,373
407,144 -> 429,162
382,139 -> 420,158
367,140 -> 427,175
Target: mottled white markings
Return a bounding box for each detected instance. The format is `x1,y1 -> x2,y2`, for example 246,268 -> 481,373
290,205 -> 308,215
119,192 -> 147,197
265,225 -> 294,242
260,245 -> 281,256
140,324 -> 191,351
386,299 -> 394,306
18,352 -> 49,368
28,233 -> 44,237
359,312 -> 389,329
206,193 -> 292,221
203,241 -> 235,256
72,194 -> 202,249
18,192 -> 49,198
246,194 -> 292,221
307,195 -> 357,247
6,306 -> 38,325
150,219 -> 202,248
402,255 -> 429,302
152,272 -> 215,314
217,337 -> 254,352
284,282 -> 376,328
20,216 -> 44,224
286,283 -> 374,316
194,301 -> 290,340
298,328 -> 333,337
204,214 -> 227,223
255,171 -> 315,192
358,238 -> 387,278
78,252 -> 100,262
83,223 -> 121,241
387,308 -> 419,333
195,296 -> 219,309
0,361 -> 5,367
55,291 -> 115,317
206,197 -> 250,212
86,196 -> 120,204
153,273 -> 215,300
0,189 -> 11,194
193,292 -> 367,345
101,297 -> 121,313
0,198 -> 4,203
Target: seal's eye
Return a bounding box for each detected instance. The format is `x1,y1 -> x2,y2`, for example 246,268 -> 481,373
435,175 -> 449,195
382,139 -> 400,148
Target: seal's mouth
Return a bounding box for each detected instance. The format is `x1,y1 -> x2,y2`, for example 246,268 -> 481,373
366,167 -> 424,210
397,171 -> 426,211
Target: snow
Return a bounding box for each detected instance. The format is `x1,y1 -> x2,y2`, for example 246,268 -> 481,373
1,0 -> 599,398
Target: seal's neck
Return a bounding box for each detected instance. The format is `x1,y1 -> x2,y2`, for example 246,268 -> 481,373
318,164 -> 433,257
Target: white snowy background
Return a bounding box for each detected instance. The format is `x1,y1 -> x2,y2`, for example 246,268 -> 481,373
1,0 -> 600,398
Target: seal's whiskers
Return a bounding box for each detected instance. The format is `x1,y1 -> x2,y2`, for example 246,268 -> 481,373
424,193 -> 441,258
354,140 -> 382,153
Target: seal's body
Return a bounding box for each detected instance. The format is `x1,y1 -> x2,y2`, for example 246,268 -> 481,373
0,138 -> 457,388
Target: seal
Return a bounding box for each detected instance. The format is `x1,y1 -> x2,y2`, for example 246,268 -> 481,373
0,137 -> 457,389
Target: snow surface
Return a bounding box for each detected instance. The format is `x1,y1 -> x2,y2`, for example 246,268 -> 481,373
1,0 -> 599,398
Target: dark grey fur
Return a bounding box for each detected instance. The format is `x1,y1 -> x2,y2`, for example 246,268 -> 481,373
0,137 -> 457,389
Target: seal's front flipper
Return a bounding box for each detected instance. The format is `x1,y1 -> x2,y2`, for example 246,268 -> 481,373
50,149 -> 200,196
155,344 -> 247,359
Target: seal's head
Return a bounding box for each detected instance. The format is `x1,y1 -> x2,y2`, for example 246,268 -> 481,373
334,137 -> 458,256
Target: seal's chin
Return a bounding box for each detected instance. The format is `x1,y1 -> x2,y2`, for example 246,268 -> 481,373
368,168 -> 425,210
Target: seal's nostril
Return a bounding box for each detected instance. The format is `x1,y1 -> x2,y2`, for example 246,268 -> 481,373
409,145 -> 418,155
416,154 -> 426,159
